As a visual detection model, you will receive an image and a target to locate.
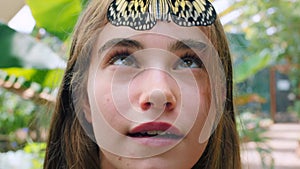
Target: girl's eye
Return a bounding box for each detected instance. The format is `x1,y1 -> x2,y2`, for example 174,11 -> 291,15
174,54 -> 204,69
108,51 -> 138,67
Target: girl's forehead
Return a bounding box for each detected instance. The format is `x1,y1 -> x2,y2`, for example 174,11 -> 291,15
96,22 -> 211,47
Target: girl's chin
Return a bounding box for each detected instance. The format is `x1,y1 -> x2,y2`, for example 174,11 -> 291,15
101,154 -> 195,169
100,142 -> 204,169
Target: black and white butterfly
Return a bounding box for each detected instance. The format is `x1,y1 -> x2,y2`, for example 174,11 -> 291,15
107,0 -> 217,30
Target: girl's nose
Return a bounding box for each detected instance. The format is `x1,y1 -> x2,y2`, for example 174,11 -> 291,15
139,88 -> 177,112
130,69 -> 178,113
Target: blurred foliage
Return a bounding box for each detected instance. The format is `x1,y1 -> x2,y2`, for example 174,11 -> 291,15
0,89 -> 35,135
225,0 -> 299,62
0,0 -> 87,158
1,68 -> 64,90
23,142 -> 46,169
0,142 -> 46,169
289,100 -> 300,118
237,112 -> 272,142
235,69 -> 272,115
227,33 -> 273,84
234,93 -> 266,107
26,0 -> 88,40
0,23 -> 65,69
226,0 -> 300,114
1,0 -> 299,168
237,112 -> 274,169
0,3 -> 87,166
0,88 -> 51,152
0,24 -> 64,97
226,1 -> 300,167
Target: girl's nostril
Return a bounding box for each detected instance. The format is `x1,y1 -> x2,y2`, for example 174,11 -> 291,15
141,101 -> 174,111
141,102 -> 152,110
165,102 -> 171,108
165,102 -> 174,111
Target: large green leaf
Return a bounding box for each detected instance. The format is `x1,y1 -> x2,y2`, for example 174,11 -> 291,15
26,0 -> 86,40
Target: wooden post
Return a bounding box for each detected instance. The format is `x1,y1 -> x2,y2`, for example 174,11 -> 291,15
270,67 -> 277,122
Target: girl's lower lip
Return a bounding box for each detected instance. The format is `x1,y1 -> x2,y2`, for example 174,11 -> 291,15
127,122 -> 184,146
129,137 -> 182,147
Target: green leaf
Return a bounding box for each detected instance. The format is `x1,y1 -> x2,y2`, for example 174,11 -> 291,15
26,0 -> 84,40
234,50 -> 273,83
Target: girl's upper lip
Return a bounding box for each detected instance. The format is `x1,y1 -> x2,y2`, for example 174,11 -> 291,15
128,122 -> 182,136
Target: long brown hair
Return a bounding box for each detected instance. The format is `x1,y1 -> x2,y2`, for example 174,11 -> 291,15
43,1 -> 241,168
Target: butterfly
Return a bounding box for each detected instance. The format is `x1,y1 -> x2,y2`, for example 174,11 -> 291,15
107,0 -> 217,30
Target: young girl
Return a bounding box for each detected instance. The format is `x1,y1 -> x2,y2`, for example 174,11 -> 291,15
44,0 -> 241,168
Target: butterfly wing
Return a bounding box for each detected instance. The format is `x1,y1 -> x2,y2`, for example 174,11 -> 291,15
168,0 -> 217,26
107,0 -> 157,30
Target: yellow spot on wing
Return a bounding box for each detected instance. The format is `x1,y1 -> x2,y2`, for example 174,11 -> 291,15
192,1 -> 202,12
200,0 -> 206,6
120,1 -> 128,12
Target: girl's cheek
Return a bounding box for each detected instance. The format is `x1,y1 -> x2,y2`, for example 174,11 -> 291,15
92,74 -> 130,131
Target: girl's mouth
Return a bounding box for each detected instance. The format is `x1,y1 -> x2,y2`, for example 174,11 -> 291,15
127,130 -> 182,139
127,122 -> 184,146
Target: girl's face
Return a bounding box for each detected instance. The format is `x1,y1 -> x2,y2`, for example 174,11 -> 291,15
84,22 -> 223,169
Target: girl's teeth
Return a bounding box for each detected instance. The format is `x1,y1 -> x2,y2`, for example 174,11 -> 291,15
146,130 -> 166,135
146,131 -> 157,135
157,131 -> 164,135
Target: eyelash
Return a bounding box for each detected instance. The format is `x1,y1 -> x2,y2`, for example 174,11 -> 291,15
106,49 -> 138,67
174,53 -> 205,70
105,49 -> 204,70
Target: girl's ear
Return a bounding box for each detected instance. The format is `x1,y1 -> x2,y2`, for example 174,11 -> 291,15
83,98 -> 92,123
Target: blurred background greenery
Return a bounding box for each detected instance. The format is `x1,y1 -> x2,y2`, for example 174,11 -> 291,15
0,0 -> 299,168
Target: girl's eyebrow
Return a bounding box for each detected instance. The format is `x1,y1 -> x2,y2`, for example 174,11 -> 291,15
99,38 -> 143,53
98,38 -> 207,54
169,39 -> 207,51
